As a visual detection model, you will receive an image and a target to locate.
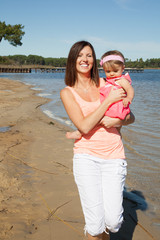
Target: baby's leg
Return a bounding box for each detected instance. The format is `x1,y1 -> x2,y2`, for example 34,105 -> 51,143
66,130 -> 82,139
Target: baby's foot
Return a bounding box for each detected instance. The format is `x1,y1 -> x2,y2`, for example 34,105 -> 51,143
66,130 -> 82,139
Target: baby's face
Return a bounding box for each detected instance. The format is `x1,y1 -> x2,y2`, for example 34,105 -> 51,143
104,64 -> 124,79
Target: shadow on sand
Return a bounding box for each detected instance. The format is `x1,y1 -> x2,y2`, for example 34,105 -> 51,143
110,188 -> 148,240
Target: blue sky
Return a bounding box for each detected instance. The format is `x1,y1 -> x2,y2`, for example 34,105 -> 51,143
0,0 -> 160,60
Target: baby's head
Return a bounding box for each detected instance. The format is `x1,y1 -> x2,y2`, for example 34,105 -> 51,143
100,50 -> 125,79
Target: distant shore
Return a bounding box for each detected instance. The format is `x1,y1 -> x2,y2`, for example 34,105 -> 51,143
0,64 -> 160,70
0,77 -> 159,240
0,63 -> 160,68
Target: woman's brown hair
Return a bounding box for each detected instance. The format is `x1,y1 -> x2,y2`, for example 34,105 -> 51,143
65,41 -> 99,87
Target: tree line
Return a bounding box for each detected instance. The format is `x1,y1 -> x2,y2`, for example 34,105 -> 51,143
0,55 -> 67,67
0,54 -> 160,68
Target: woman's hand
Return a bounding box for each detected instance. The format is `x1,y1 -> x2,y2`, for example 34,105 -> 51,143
100,116 -> 122,128
106,86 -> 126,105
100,112 -> 135,128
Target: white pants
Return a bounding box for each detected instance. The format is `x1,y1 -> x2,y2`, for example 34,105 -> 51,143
73,154 -> 127,236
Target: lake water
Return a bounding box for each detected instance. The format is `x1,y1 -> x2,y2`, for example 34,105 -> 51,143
1,69 -> 160,227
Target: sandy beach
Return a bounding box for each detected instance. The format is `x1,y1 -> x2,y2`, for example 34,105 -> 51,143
0,77 -> 159,240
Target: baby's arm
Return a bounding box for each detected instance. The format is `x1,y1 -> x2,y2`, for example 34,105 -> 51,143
117,78 -> 134,107
66,130 -> 82,140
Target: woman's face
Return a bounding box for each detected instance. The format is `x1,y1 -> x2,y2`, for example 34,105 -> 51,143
76,46 -> 94,76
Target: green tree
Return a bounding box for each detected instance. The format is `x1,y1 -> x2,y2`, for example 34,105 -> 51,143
26,55 -> 45,65
0,21 -> 25,46
8,55 -> 27,65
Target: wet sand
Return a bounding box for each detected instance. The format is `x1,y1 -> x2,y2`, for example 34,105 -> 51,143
0,77 -> 159,240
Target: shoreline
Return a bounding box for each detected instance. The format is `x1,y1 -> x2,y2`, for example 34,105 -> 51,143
0,77 -> 159,240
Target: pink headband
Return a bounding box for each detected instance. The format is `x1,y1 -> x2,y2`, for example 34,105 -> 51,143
100,55 -> 124,66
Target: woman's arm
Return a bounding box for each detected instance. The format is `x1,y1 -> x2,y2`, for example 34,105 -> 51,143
60,87 -> 125,134
100,111 -> 135,128
121,111 -> 135,125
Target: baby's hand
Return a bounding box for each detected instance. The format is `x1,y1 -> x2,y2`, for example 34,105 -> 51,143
123,97 -> 131,107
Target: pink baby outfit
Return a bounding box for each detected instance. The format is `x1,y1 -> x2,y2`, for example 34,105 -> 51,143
100,73 -> 132,120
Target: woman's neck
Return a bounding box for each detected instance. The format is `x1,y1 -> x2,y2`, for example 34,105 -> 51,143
75,73 -> 93,88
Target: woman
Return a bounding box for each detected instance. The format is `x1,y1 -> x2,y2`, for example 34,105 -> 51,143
60,41 -> 135,240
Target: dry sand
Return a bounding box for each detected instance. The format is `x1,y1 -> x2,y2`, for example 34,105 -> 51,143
0,77 -> 159,240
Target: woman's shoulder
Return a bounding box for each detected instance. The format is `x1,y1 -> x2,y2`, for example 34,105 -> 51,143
60,86 -> 75,100
60,86 -> 71,97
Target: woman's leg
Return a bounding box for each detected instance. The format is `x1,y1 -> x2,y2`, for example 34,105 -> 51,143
102,232 -> 110,240
87,232 -> 110,240
73,154 -> 106,237
101,159 -> 127,233
87,233 -> 103,240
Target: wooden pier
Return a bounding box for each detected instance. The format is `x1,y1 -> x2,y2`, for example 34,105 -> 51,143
0,66 -> 32,73
99,68 -> 144,73
0,65 -> 66,73
124,68 -> 144,73
0,65 -> 144,74
34,67 -> 66,73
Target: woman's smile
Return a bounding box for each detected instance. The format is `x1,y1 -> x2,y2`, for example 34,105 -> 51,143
76,46 -> 94,74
